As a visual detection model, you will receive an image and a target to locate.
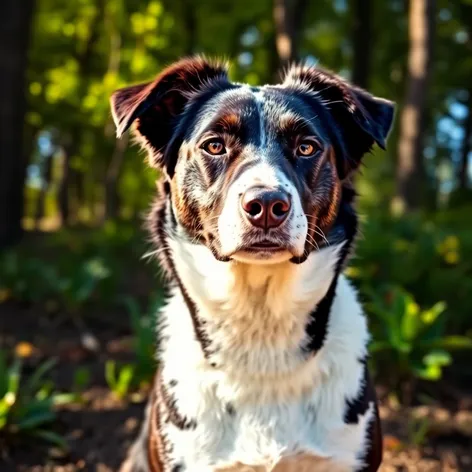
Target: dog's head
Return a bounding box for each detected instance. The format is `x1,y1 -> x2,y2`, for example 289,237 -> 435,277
111,57 -> 394,265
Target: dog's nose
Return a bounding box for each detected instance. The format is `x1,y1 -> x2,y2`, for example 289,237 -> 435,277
241,187 -> 291,230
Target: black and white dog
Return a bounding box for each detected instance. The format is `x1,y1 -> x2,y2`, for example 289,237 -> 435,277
111,57 -> 394,472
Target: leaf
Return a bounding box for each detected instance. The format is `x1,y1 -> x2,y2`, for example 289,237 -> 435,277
52,393 -> 78,406
421,301 -> 447,325
117,364 -> 134,398
7,358 -> 22,397
420,336 -> 472,350
105,360 -> 117,390
17,410 -> 56,430
401,295 -> 421,341
415,364 -> 442,381
423,350 -> 452,367
30,429 -> 68,450
25,358 -> 57,396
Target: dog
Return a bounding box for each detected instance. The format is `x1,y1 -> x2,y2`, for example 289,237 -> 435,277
110,56 -> 394,472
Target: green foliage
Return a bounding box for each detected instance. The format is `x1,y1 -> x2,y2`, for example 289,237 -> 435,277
0,223 -> 152,311
123,296 -> 159,386
0,352 -> 74,449
0,252 -> 112,312
103,295 -> 161,399
348,213 -> 472,334
105,361 -> 135,400
72,367 -> 91,393
367,286 -> 472,385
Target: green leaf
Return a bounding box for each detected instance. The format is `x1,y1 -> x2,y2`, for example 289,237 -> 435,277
7,358 -> 22,397
117,364 -> 134,398
25,358 -> 57,396
52,393 -> 77,406
30,429 -> 68,450
423,350 -> 452,367
17,410 -> 56,430
105,360 -> 117,390
414,364 -> 442,381
421,302 -> 446,325
401,294 -> 421,341
420,336 -> 472,350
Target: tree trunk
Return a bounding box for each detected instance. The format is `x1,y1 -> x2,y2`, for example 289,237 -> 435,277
459,90 -> 472,190
273,0 -> 309,74
351,0 -> 372,89
181,0 -> 197,56
394,0 -> 435,213
0,0 -> 35,247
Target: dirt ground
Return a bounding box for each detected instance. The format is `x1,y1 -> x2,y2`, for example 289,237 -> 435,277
1,302 -> 471,472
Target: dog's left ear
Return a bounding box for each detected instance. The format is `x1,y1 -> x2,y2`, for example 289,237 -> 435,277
283,65 -> 395,179
110,56 -> 229,176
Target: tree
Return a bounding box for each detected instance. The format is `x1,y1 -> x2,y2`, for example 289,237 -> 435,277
273,0 -> 309,73
0,0 -> 35,247
351,0 -> 372,89
394,0 -> 436,213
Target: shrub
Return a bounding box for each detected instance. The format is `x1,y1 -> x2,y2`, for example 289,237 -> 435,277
0,349 -> 75,449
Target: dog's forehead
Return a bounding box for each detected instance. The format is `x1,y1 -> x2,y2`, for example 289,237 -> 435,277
189,85 -> 315,138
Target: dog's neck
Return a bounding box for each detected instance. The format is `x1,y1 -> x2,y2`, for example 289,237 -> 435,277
166,225 -> 343,368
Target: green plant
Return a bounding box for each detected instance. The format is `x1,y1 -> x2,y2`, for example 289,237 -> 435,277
348,213 -> 472,334
123,296 -> 158,386
72,367 -> 91,393
0,351 -> 74,449
105,361 -> 135,400
367,286 -> 472,402
408,415 -> 431,447
56,257 -> 111,313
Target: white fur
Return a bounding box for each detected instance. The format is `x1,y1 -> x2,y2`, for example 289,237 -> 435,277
155,234 -> 371,471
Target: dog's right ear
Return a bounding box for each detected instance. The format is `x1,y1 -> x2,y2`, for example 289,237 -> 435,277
110,57 -> 228,173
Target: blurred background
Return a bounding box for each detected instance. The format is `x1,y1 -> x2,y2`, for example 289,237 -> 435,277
1,0 -> 472,470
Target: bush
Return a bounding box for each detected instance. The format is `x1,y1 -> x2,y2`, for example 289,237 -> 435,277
365,286 -> 472,402
0,348 -> 75,449
348,213 -> 472,334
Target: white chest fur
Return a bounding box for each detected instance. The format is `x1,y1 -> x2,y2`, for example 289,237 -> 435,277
158,239 -> 372,471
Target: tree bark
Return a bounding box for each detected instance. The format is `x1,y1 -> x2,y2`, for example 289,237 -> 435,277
0,0 -> 35,247
351,0 -> 372,89
273,0 -> 309,74
181,0 -> 197,56
394,0 -> 436,213
459,90 -> 472,190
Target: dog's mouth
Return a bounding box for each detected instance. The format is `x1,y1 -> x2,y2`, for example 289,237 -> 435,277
230,238 -> 295,264
243,240 -> 286,252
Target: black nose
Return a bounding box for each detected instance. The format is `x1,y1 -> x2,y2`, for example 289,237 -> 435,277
241,187 -> 291,230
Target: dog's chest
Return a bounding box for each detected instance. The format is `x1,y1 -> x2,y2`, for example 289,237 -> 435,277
162,373 -> 370,472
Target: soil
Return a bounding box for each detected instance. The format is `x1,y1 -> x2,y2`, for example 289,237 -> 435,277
1,301 -> 471,472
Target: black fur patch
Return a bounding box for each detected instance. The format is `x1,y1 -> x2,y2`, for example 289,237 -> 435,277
159,376 -> 197,431
344,362 -> 373,425
303,185 -> 358,354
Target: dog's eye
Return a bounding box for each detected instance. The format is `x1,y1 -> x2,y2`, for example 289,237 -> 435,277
296,140 -> 319,157
202,139 -> 226,156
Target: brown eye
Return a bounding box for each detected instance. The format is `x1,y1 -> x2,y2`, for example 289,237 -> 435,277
297,141 -> 319,157
202,139 -> 226,156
